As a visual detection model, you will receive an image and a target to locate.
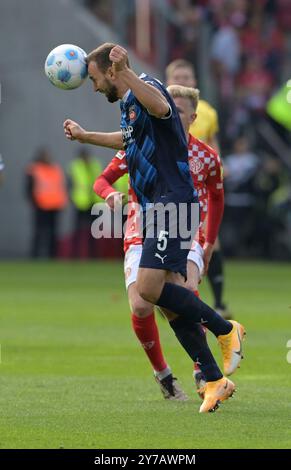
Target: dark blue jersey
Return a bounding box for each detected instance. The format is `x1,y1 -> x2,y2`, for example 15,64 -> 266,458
120,73 -> 196,209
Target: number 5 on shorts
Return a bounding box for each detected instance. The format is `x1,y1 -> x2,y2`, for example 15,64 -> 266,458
157,230 -> 169,251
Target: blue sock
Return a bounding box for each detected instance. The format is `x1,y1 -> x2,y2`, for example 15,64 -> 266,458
170,317 -> 223,382
157,282 -> 232,337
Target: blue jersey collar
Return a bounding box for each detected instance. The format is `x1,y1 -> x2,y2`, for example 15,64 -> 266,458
121,88 -> 131,103
121,73 -> 146,103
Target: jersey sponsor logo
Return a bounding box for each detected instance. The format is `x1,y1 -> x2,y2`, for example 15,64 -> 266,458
122,125 -> 134,141
189,156 -> 204,175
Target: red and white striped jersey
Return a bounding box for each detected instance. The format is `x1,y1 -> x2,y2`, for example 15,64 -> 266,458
187,134 -> 224,246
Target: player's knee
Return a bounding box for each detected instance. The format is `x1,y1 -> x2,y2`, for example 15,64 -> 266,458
136,282 -> 157,305
131,298 -> 153,318
184,279 -> 198,292
138,288 -> 155,304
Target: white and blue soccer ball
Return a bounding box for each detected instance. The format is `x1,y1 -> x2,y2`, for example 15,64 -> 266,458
44,44 -> 88,90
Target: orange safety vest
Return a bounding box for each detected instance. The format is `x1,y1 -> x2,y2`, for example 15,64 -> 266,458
28,162 -> 68,210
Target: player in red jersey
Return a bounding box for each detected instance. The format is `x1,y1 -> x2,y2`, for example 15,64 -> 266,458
94,85 -> 225,401
168,85 -> 224,395
94,150 -> 188,400
166,59 -> 232,320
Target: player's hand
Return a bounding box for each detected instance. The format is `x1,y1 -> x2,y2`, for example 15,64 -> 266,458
203,242 -> 214,275
109,45 -> 129,76
63,119 -> 87,142
106,192 -> 125,211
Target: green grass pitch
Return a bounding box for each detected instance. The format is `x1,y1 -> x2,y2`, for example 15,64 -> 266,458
0,260 -> 290,449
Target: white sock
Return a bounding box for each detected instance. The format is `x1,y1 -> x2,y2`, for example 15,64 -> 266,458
154,366 -> 172,381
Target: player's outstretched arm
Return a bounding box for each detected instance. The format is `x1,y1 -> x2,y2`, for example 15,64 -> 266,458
63,119 -> 123,149
109,46 -> 169,118
120,70 -> 169,118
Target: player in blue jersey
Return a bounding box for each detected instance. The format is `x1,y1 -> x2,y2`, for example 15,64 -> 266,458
63,43 -> 245,413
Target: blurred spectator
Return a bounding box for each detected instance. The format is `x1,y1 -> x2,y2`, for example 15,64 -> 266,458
240,13 -> 284,80
211,14 -> 240,100
167,1 -> 204,63
237,56 -> 274,114
165,59 -> 219,149
253,156 -> 281,257
276,0 -> 291,31
222,136 -> 260,256
26,149 -> 68,258
68,148 -> 103,258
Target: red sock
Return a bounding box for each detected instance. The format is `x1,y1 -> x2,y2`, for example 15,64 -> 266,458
131,313 -> 167,372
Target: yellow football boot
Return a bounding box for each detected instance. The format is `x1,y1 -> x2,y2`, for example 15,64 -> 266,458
199,377 -> 235,413
218,320 -> 246,376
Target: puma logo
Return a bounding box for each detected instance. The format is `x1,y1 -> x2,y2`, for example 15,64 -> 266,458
155,253 -> 167,264
142,341 -> 155,350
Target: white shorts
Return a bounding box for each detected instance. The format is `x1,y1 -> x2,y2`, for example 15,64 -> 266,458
187,241 -> 204,279
124,244 -> 143,290
124,242 -> 204,289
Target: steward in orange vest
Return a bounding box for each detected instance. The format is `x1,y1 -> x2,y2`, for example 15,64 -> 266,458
27,160 -> 67,210
26,149 -> 68,258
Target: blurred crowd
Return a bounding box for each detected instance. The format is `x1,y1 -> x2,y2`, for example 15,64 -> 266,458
2,1 -> 289,259
85,0 -> 291,259
87,0 -> 291,143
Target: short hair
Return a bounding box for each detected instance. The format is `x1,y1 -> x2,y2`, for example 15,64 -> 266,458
165,59 -> 195,81
167,85 -> 200,112
86,42 -> 130,73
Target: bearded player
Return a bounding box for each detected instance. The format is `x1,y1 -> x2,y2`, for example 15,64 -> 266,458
94,85 -> 225,402
64,44 -> 245,413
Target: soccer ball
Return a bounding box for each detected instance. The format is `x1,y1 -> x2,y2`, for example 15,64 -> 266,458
44,44 -> 88,90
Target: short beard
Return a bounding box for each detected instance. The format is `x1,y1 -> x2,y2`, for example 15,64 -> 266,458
104,80 -> 119,103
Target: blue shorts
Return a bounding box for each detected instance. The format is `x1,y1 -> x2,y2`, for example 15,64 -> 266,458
139,192 -> 199,279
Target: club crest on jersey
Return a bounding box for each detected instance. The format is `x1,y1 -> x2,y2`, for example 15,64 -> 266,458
190,157 -> 204,174
129,105 -> 136,121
